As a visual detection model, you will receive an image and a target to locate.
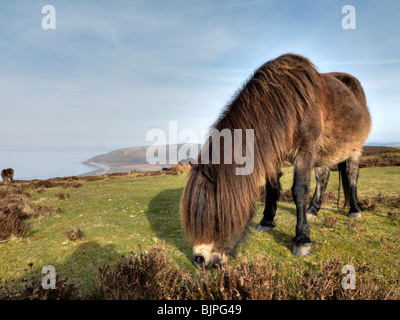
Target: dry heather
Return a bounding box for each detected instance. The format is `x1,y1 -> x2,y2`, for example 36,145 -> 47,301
0,204 -> 29,241
0,179 -> 84,242
85,247 -> 400,300
55,193 -> 71,200
159,163 -> 191,175
359,156 -> 400,168
0,267 -> 81,300
170,163 -> 191,175
0,187 -> 31,241
1,246 -> 399,300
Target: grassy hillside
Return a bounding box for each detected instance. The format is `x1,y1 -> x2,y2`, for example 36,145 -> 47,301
1,164 -> 399,298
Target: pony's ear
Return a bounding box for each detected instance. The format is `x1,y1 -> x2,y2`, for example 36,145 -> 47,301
201,164 -> 217,183
179,158 -> 197,167
187,158 -> 197,167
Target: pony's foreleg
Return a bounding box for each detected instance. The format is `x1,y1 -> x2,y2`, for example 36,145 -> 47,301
306,166 -> 330,220
291,158 -> 314,257
257,171 -> 282,232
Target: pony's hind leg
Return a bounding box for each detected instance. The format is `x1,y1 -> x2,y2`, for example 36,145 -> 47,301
257,171 -> 282,232
338,150 -> 364,218
306,166 -> 330,220
291,155 -> 314,257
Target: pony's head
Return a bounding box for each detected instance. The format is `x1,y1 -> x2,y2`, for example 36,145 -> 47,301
180,162 -> 257,269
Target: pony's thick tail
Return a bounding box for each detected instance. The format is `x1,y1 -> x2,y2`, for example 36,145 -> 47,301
337,161 -> 350,208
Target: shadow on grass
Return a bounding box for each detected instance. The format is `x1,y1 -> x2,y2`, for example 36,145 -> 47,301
146,188 -> 192,262
57,241 -> 121,294
0,241 -> 121,299
249,218 -> 293,251
60,241 -> 120,274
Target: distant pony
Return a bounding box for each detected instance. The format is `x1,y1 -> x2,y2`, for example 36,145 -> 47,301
180,54 -> 371,269
1,168 -> 14,183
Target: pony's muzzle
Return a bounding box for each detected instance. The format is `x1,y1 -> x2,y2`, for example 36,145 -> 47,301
194,255 -> 205,264
193,244 -> 229,269
194,254 -> 220,269
193,255 -> 218,269
194,255 -> 208,269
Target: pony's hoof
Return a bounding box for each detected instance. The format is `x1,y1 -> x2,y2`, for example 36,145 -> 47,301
306,212 -> 317,221
256,225 -> 273,232
348,212 -> 362,219
291,242 -> 313,257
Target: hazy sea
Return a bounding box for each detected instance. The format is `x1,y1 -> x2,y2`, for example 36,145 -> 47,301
0,146 -> 113,180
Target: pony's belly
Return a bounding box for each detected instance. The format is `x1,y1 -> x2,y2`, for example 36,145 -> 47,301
314,144 -> 361,167
314,155 -> 346,168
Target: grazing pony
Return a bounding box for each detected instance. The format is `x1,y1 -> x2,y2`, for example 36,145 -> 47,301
180,54 -> 371,269
1,168 -> 14,183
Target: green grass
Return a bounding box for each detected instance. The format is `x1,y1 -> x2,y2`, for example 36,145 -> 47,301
1,167 -> 400,295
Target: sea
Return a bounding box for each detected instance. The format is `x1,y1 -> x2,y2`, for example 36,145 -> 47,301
0,146 -> 114,180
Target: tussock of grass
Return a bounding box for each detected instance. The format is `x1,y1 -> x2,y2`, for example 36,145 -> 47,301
65,228 -> 85,242
55,193 -> 71,200
323,214 -> 339,229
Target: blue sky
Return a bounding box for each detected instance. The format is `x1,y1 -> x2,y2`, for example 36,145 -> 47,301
1,0 -> 399,152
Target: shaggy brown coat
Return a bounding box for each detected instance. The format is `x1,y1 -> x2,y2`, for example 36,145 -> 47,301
181,54 -> 371,254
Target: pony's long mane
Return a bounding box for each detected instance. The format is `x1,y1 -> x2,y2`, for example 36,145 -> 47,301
181,54 -> 323,248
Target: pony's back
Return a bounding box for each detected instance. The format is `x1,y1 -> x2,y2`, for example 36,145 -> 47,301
325,72 -> 367,106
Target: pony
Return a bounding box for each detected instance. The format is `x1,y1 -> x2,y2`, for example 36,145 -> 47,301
1,168 -> 14,183
180,54 -> 371,269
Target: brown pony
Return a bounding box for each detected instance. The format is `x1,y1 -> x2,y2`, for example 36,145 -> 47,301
1,168 -> 14,183
180,54 -> 371,269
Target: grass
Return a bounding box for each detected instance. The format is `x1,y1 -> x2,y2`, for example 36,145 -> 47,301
0,166 -> 400,298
